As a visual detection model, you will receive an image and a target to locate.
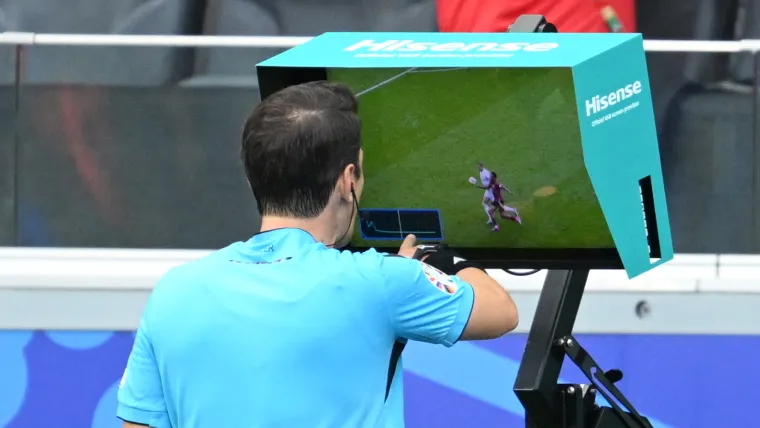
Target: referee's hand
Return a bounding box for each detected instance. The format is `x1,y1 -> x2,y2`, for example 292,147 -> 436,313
397,234 -> 417,258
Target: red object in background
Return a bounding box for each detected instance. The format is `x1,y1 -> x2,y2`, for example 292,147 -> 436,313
602,0 -> 636,33
436,0 -> 636,33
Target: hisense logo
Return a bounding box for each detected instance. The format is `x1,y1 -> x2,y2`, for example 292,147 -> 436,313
585,81 -> 643,117
344,39 -> 559,53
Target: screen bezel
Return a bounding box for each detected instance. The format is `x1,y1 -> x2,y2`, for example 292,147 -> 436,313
346,246 -> 623,270
256,65 -> 656,271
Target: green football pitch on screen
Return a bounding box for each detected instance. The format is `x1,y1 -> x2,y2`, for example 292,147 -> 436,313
328,67 -> 615,249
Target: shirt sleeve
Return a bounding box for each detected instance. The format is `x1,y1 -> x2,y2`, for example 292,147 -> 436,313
379,255 -> 475,347
117,321 -> 169,427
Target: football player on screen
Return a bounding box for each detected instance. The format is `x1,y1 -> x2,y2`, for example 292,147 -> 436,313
473,162 -> 497,225
470,171 -> 522,231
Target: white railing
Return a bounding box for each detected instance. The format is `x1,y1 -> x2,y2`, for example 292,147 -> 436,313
5,247 -> 760,334
1,32 -> 760,53
3,246 -> 760,293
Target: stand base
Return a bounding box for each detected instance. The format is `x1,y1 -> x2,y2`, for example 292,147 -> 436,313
515,270 -> 652,428
552,383 -> 652,428
591,407 -> 652,428
525,383 -> 653,428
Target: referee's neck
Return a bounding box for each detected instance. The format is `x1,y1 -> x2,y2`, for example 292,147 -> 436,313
260,215 -> 337,246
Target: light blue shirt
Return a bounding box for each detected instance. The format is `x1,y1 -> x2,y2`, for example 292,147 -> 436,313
117,228 -> 475,428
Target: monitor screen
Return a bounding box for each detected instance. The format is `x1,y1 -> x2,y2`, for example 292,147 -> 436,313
327,67 -> 615,256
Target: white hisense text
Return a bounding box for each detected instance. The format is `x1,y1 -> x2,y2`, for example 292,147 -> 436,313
585,81 -> 643,117
344,39 -> 559,53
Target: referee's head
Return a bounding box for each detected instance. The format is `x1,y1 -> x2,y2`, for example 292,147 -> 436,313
241,81 -> 364,248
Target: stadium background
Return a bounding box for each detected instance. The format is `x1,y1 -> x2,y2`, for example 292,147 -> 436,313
2,0 -> 760,427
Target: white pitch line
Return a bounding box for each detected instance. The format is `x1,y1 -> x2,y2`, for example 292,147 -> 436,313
355,67 -> 469,98
408,67 -> 469,74
355,68 -> 417,97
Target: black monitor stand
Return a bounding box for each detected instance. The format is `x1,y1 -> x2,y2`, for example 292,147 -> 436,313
506,12 -> 655,427
513,270 -> 653,428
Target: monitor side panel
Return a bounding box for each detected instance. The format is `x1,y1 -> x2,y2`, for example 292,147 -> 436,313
572,34 -> 674,278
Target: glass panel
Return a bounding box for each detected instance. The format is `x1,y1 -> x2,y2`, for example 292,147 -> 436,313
655,52 -> 757,253
16,46 -> 269,249
0,44 -> 18,246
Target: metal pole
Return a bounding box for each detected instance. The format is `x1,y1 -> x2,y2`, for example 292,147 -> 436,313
514,269 -> 590,428
0,32 -> 749,52
754,51 -> 760,252
10,44 -> 24,246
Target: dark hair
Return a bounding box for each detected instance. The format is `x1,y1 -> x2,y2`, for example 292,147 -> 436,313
241,81 -> 362,218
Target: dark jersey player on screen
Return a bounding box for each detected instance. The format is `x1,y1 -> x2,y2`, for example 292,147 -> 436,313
474,172 -> 522,231
117,81 -> 519,428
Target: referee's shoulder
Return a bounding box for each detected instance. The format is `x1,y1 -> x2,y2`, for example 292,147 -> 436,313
331,247 -> 416,277
151,251 -> 222,293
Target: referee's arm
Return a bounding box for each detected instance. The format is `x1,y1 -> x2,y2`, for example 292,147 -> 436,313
455,266 -> 519,340
378,255 -> 518,346
118,309 -> 169,428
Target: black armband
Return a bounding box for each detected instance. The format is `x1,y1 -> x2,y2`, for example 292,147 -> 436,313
420,246 -> 483,276
412,244 -> 440,261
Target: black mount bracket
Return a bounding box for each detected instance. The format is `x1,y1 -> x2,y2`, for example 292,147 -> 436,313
513,270 -> 654,428
507,14 -> 558,33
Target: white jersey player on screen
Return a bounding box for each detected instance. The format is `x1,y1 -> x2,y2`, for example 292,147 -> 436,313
472,162 -> 520,226
477,162 -> 496,224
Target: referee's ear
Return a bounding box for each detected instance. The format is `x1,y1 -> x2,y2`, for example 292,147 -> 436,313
337,173 -> 353,202
338,162 -> 358,202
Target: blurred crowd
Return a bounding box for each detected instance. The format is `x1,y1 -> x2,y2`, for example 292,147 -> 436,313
436,0 -> 636,33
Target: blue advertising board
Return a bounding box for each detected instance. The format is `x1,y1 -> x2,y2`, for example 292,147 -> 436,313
0,330 -> 754,428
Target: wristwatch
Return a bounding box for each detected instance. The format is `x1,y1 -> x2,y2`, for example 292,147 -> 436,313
411,244 -> 445,261
413,244 -> 483,275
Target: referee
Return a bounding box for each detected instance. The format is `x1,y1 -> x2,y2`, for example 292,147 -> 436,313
117,81 -> 519,428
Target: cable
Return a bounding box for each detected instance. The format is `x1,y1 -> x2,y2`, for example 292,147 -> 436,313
326,186 -> 358,248
505,268 -> 542,276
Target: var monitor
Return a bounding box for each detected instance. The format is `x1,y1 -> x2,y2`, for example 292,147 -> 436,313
257,32 -> 673,277
330,67 -> 620,267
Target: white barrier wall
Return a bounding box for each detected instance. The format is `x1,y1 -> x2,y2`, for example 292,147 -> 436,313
1,247 -> 760,334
